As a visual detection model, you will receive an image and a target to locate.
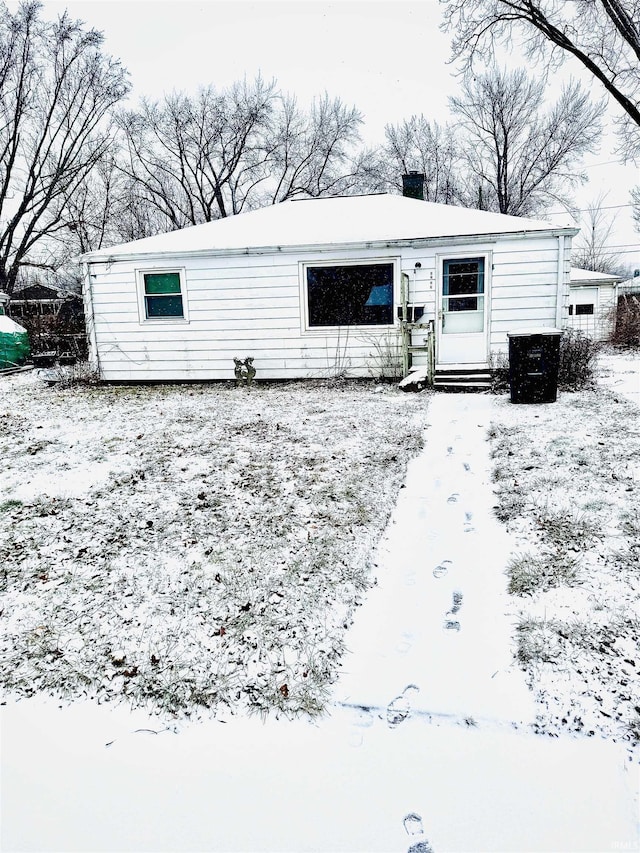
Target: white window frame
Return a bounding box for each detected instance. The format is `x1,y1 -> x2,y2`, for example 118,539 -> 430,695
299,257 -> 400,334
136,268 -> 189,325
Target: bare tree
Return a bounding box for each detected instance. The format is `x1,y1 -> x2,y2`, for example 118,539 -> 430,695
267,93 -> 364,202
55,152 -> 125,257
449,67 -> 604,216
371,117 -> 464,203
440,0 -> 640,157
571,192 -> 626,272
117,77 -> 277,230
632,186 -> 640,231
0,1 -> 129,295
118,79 -> 365,233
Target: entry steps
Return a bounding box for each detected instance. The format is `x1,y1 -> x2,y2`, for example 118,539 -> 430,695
433,366 -> 492,392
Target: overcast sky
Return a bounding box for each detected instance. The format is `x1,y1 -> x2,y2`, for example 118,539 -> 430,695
36,0 -> 640,270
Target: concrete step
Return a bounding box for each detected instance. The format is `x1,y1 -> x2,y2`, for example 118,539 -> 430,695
433,368 -> 492,392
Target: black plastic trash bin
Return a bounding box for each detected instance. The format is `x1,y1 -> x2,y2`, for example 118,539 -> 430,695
507,328 -> 563,404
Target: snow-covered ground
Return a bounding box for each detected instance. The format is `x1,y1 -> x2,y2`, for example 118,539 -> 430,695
2,357 -> 639,852
597,346 -> 640,407
0,374 -> 427,718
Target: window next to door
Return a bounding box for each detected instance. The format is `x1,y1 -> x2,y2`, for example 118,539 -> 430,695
304,261 -> 395,327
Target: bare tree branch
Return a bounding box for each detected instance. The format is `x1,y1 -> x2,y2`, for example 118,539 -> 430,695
449,66 -> 604,215
0,1 -> 128,294
440,0 -> 640,156
117,80 -> 365,233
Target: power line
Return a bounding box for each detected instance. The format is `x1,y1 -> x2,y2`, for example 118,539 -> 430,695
546,202 -> 636,215
582,159 -> 636,168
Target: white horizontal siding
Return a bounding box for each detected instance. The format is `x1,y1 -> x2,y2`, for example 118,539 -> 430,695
98,340 -> 403,381
488,235 -> 564,355
87,233 -> 568,380
97,337 -> 395,357
567,283 -> 617,341
99,365 -> 382,381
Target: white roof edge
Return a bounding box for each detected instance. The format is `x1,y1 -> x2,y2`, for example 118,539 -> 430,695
80,226 -> 579,265
570,266 -> 624,283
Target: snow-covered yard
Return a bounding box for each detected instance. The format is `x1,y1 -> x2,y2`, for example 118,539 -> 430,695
0,375 -> 428,718
488,384 -> 640,751
1,352 -> 638,740
2,351 -> 639,852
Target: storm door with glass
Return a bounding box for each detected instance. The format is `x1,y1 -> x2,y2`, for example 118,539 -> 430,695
438,256 -> 488,363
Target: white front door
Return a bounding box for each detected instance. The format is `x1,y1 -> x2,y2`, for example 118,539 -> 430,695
437,256 -> 489,364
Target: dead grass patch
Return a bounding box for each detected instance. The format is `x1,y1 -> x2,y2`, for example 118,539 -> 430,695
489,388 -> 640,749
0,377 -> 430,719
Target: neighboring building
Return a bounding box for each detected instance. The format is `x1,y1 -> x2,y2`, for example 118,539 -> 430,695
7,284 -> 82,321
79,192 -> 578,382
7,284 -> 85,356
619,272 -> 640,295
568,268 -> 623,342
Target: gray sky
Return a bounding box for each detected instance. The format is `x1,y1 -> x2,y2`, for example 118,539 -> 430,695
38,0 -> 640,269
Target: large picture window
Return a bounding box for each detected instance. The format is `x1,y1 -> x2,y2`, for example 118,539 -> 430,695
140,271 -> 185,320
306,262 -> 394,327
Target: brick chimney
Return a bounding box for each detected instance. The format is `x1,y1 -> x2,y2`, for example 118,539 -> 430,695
402,171 -> 425,200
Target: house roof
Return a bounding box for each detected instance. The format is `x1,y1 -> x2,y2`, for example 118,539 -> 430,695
619,276 -> 640,292
11,284 -> 75,300
81,193 -> 578,262
570,267 -> 623,285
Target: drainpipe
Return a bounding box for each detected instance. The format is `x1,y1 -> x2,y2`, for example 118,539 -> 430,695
555,234 -> 566,328
82,261 -> 101,377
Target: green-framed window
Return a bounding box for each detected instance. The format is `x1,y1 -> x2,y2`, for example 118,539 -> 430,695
142,271 -> 184,319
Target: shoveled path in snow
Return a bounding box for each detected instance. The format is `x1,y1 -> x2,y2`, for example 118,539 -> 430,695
2,394 -> 638,853
334,392 -> 534,727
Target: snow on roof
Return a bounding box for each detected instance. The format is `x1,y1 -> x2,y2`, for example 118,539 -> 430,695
82,194 -> 577,262
619,276 -> 640,291
570,267 -> 623,284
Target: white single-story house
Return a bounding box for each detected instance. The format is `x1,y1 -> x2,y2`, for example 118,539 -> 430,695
568,267 -> 623,342
80,193 -> 578,382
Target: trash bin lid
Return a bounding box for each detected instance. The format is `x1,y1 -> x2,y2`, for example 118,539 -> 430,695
507,327 -> 563,337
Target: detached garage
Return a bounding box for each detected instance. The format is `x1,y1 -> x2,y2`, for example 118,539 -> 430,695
80,193 -> 578,382
569,267 -> 623,342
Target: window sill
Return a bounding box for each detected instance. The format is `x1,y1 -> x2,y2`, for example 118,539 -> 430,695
304,322 -> 398,334
138,318 -> 190,326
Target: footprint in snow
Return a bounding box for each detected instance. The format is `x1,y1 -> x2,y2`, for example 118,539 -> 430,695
444,619 -> 461,632
396,631 -> 415,655
403,813 -> 434,853
463,462 -> 471,472
432,559 -> 452,578
446,493 -> 459,504
450,590 -> 463,614
464,511 -> 475,533
386,684 -> 420,728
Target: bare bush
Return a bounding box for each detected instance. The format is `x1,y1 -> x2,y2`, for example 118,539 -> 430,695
558,329 -> 599,390
489,349 -> 509,393
612,294 -> 640,348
